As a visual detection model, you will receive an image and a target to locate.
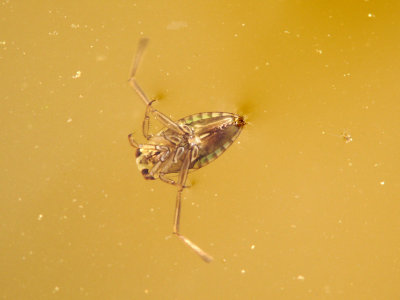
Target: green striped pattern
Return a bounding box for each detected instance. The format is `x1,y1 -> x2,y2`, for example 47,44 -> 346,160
195,139 -> 236,168
182,112 -> 231,125
177,112 -> 243,169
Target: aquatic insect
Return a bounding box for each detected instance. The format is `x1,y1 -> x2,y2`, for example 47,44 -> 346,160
128,38 -> 245,262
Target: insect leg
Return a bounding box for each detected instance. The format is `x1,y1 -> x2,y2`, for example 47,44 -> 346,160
172,150 -> 213,263
128,133 -> 140,148
129,39 -> 186,136
128,133 -> 163,151
142,100 -> 155,140
159,173 -> 191,188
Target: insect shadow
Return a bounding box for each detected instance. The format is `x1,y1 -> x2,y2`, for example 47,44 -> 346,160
128,38 -> 246,262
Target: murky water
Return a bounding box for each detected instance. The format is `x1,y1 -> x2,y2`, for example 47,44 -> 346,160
1,1 -> 399,299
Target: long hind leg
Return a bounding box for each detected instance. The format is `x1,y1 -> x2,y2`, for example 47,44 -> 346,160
172,149 -> 213,263
129,38 -> 186,135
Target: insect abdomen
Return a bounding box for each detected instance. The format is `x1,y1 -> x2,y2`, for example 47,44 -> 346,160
182,112 -> 244,169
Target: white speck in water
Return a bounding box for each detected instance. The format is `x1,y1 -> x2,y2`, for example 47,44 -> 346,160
214,193 -> 218,197
166,21 -> 188,30
72,70 -> 81,79
380,181 -> 385,185
297,275 -> 305,280
241,269 -> 246,274
343,73 -> 351,77
250,245 -> 255,250
66,118 -> 72,123
367,13 -> 376,18
283,30 -> 290,34
342,133 -> 353,143
315,49 -> 323,54
144,289 -> 149,294
52,286 -> 60,293
37,214 -> 43,221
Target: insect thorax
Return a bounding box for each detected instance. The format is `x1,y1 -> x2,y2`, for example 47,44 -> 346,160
135,112 -> 245,179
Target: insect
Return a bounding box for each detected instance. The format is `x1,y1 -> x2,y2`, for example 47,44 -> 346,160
128,38 -> 245,262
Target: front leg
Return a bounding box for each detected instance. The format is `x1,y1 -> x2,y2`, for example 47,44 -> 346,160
142,100 -> 156,140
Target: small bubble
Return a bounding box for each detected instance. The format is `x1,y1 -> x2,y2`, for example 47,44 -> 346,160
297,275 -> 305,280
241,269 -> 246,274
250,245 -> 255,250
367,13 -> 376,18
72,70 -> 81,79
66,118 -> 72,123
380,181 -> 385,185
37,214 -> 43,221
315,49 -> 323,55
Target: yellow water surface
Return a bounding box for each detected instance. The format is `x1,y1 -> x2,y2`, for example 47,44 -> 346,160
1,1 -> 399,299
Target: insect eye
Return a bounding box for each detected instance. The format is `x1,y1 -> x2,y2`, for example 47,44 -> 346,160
141,168 -> 149,175
135,149 -> 142,157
